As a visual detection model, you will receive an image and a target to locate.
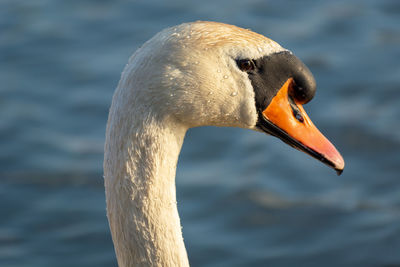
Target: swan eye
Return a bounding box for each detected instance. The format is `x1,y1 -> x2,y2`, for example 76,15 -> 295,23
237,59 -> 254,72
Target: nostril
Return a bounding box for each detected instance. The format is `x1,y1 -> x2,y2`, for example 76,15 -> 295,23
288,94 -> 305,123
293,110 -> 304,123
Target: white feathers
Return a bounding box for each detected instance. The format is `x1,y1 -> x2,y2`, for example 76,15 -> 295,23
104,21 -> 288,266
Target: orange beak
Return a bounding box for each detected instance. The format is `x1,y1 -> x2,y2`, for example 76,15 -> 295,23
259,78 -> 345,174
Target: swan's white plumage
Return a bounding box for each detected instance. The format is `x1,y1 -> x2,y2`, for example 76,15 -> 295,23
104,21 -> 288,267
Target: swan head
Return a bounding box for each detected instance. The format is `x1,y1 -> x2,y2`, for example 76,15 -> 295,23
122,21 -> 344,173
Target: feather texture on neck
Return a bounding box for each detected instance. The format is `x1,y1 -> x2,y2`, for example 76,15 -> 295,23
104,98 -> 189,266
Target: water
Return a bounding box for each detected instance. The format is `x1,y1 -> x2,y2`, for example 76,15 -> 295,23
1,0 -> 400,266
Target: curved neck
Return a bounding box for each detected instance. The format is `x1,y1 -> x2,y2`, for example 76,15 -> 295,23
104,106 -> 189,266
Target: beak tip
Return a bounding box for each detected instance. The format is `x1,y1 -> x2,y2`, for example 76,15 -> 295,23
335,168 -> 344,176
332,155 -> 345,176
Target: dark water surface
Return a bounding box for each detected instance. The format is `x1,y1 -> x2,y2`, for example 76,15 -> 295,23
1,0 -> 400,266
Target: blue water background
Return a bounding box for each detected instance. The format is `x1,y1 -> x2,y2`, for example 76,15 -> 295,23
1,0 -> 400,266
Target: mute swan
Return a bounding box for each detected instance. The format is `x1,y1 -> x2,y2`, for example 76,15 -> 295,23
104,21 -> 344,267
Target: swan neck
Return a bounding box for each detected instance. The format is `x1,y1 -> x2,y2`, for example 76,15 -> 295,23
104,112 -> 189,267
